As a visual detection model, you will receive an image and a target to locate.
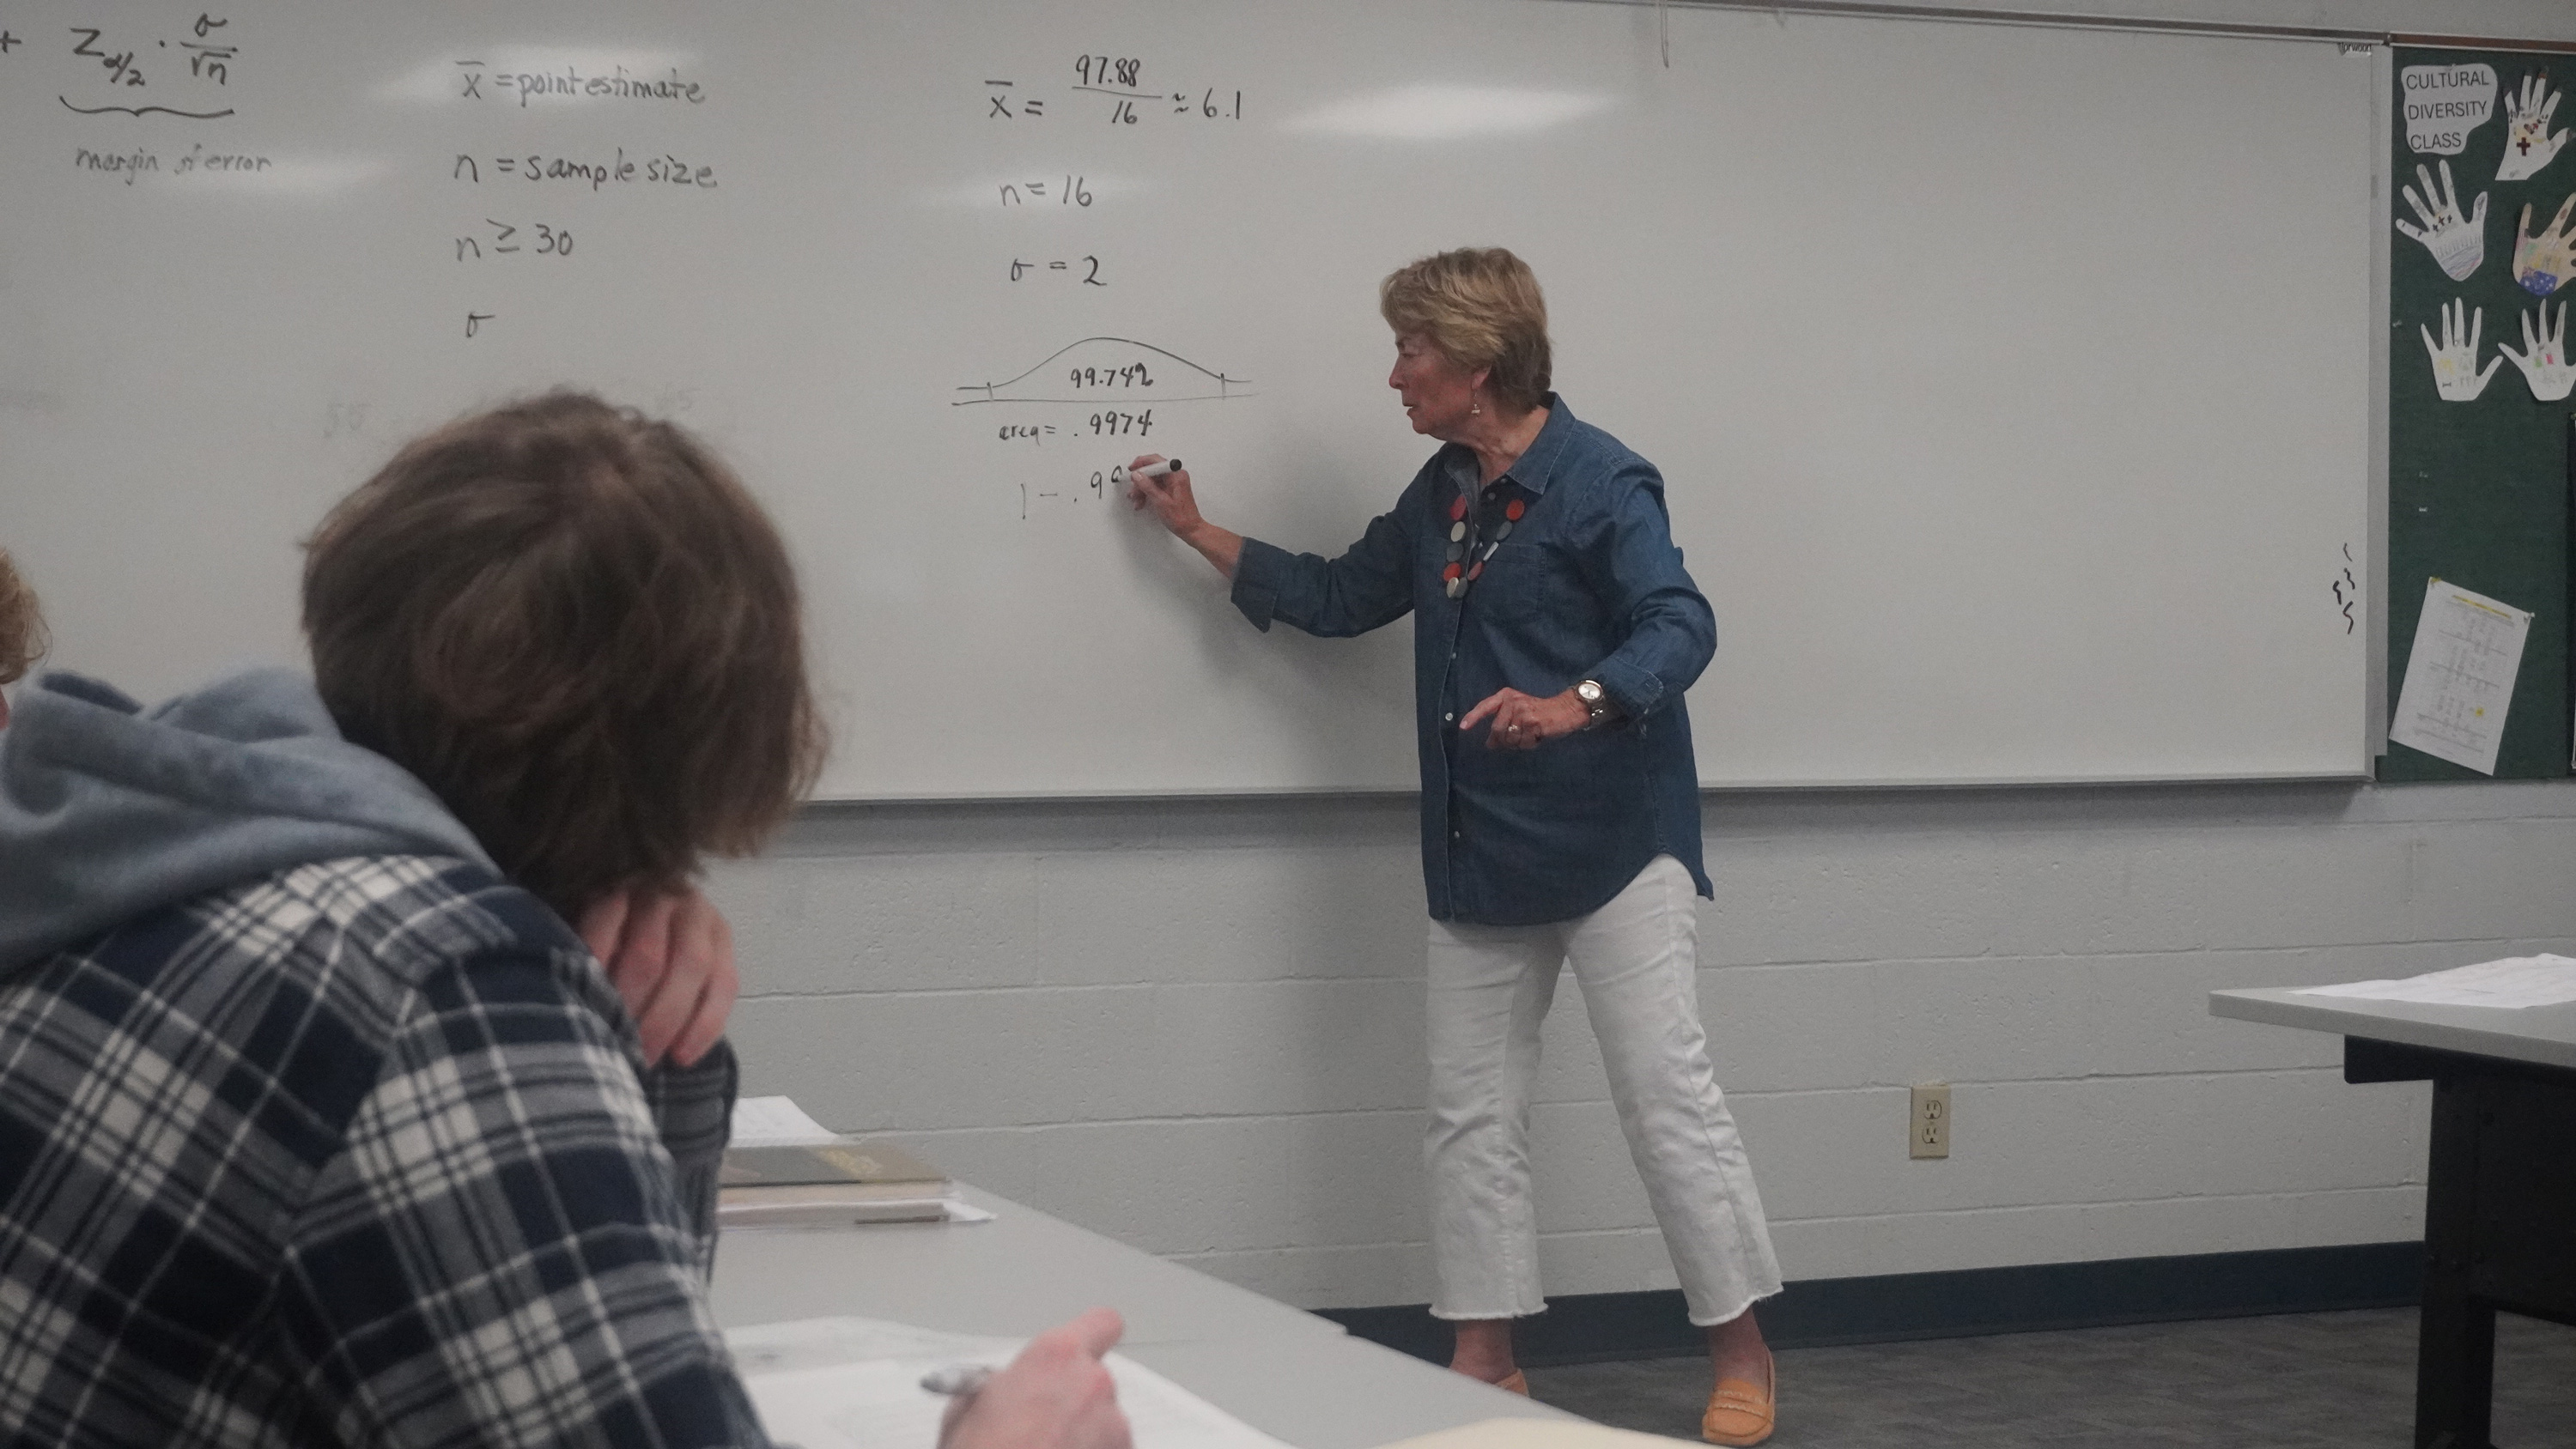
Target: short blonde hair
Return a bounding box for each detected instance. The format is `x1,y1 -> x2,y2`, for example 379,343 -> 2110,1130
1379,247 -> 1552,414
0,549 -> 46,687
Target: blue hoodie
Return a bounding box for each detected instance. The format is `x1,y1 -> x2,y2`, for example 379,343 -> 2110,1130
0,668 -> 494,977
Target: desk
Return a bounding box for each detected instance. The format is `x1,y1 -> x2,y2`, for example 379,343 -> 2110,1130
2209,989 -> 2576,1449
709,1185 -> 1582,1448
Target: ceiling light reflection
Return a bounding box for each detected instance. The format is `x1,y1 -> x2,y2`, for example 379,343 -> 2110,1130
1281,84 -> 1614,142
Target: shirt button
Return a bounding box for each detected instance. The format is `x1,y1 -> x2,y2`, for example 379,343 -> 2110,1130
1443,712 -> 1454,722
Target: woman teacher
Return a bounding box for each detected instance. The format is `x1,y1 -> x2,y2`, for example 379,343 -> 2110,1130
1126,249 -> 1782,1446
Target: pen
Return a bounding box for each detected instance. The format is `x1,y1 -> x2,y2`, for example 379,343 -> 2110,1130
920,1361 -> 995,1399
1130,458 -> 1182,478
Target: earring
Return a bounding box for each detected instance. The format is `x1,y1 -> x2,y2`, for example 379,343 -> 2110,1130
1470,398 -> 1482,415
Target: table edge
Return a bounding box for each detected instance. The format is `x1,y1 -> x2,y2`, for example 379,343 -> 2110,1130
2208,988 -> 2576,1071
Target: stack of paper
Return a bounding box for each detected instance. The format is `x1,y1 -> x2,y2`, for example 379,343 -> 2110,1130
2295,955 -> 2576,1008
733,1095 -> 848,1148
723,1097 -> 992,1227
726,1317 -> 1292,1449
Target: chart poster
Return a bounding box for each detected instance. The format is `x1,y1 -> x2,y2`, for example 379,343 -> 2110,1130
2389,578 -> 2531,774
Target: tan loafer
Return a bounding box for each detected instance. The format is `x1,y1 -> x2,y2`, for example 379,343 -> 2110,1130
1700,1355 -> 1774,1446
1495,1369 -> 1529,1396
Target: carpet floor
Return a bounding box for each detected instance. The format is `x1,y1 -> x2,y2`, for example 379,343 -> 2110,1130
1522,1307 -> 2576,1447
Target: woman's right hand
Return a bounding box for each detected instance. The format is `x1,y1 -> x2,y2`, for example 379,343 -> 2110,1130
1126,454 -> 1201,537
939,1307 -> 1133,1449
1126,455 -> 1244,579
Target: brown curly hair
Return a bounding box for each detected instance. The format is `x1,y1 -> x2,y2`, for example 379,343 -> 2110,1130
0,549 -> 46,688
303,392 -> 825,919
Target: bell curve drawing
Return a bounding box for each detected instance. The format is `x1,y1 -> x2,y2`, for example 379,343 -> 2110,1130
954,336 -> 1254,405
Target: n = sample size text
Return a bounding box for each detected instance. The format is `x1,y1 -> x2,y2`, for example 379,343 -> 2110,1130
453,149 -> 716,191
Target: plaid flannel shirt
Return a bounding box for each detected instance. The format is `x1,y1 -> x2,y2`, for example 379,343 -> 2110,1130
0,854 -> 773,1448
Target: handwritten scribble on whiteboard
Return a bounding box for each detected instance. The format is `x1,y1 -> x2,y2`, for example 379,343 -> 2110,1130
955,337 -> 1252,405
59,97 -> 237,118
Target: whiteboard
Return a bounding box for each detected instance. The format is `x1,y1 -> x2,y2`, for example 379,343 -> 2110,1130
0,0 -> 2375,796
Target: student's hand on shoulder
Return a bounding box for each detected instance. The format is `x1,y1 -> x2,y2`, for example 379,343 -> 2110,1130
577,883 -> 738,1069
941,1307 -> 1132,1449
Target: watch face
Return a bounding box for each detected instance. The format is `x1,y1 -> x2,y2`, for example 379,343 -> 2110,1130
1577,680 -> 1603,704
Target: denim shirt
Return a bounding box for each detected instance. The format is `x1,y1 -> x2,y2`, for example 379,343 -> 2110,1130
1231,396 -> 1716,925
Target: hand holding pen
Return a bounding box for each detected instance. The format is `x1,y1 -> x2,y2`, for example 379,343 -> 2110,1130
929,1307 -> 1132,1449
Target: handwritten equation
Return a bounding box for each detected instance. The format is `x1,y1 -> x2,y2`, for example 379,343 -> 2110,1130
999,175 -> 1092,208
1020,464 -> 1142,519
983,55 -> 1244,125
992,410 -> 1158,446
455,219 -> 574,261
32,13 -> 239,118
1011,255 -> 1109,286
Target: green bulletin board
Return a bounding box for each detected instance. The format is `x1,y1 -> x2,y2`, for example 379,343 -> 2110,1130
2385,45 -> 2575,781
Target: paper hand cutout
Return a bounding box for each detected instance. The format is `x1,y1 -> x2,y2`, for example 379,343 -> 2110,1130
2397,161 -> 2489,281
2421,298 -> 2503,402
2512,195 -> 2576,294
2498,73 -> 2570,182
2500,300 -> 2576,400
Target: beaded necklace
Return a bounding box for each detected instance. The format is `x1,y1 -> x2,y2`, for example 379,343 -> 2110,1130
1441,478 -> 1528,599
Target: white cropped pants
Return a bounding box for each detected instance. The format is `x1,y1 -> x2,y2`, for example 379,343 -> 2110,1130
1424,855 -> 1782,1326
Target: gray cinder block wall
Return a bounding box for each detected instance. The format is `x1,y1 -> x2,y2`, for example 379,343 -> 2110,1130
708,780 -> 2576,1309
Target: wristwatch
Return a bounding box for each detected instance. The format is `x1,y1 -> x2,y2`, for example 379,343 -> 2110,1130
1575,678 -> 1619,729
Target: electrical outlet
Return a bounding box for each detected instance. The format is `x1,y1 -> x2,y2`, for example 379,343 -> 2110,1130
1910,1083 -> 1951,1160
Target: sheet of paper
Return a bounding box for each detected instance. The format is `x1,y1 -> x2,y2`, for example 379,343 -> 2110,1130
732,1095 -> 843,1147
720,1197 -> 996,1228
2402,62 -> 2497,155
2387,579 -> 2531,774
727,1317 -> 1292,1449
2295,954 -> 2576,1008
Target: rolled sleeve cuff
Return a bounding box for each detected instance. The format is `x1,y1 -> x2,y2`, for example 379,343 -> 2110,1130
642,1039 -> 737,1273
1592,657 -> 1668,720
1230,537 -> 1291,633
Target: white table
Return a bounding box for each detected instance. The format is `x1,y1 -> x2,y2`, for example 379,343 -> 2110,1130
710,1184 -> 1582,1448
711,1185 -> 1341,1348
2210,987 -> 2576,1449
2207,987 -> 2576,1071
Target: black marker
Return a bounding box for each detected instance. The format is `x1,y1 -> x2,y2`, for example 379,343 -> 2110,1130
1130,458 -> 1182,478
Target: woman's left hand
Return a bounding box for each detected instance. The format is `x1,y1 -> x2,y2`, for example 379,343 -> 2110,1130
1459,687 -> 1593,750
